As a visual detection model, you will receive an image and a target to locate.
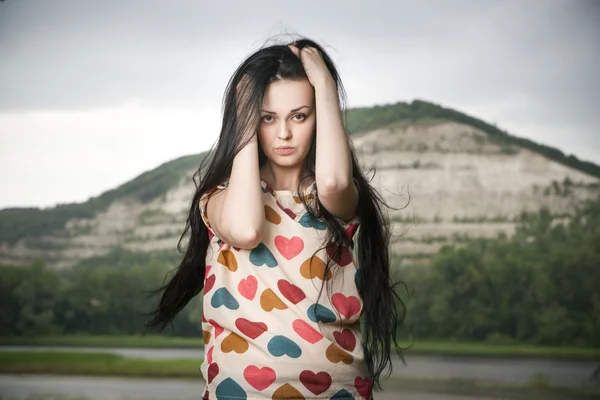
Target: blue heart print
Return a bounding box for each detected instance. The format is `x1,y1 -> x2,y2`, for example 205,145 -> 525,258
307,303 -> 336,323
267,335 -> 302,358
249,243 -> 278,267
216,377 -> 247,400
331,389 -> 353,399
211,287 -> 239,310
298,213 -> 327,230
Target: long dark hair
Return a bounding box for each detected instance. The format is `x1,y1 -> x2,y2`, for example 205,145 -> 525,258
144,36 -> 407,390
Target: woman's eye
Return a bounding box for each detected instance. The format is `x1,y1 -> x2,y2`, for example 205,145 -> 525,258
262,114 -> 305,123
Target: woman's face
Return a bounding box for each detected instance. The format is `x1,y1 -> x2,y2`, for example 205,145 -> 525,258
258,79 -> 316,170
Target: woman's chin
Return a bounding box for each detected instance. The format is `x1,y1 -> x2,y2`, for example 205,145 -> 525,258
269,155 -> 302,168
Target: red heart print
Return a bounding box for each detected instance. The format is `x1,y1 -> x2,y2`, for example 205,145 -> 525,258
235,318 -> 268,339
326,242 -> 353,267
208,362 -> 219,383
238,275 -> 258,300
207,346 -> 214,363
274,235 -> 304,260
244,365 -> 276,391
300,370 -> 332,395
204,274 -> 216,293
208,319 -> 224,337
345,223 -> 359,240
282,208 -> 296,219
355,376 -> 372,399
277,279 -> 306,304
292,319 -> 323,344
205,264 -> 212,279
276,200 -> 296,219
331,293 -> 361,319
333,329 -> 356,351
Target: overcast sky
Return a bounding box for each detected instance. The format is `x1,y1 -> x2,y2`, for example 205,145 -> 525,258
0,0 -> 598,209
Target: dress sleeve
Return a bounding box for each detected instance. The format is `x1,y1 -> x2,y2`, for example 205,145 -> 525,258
342,177 -> 361,241
314,178 -> 361,241
199,181 -> 229,240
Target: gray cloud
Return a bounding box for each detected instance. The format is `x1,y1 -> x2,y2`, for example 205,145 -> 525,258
0,0 -> 598,163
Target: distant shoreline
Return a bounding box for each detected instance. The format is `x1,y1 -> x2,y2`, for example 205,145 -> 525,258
1,335 -> 598,361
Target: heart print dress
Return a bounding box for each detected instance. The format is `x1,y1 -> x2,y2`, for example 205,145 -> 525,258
199,179 -> 373,400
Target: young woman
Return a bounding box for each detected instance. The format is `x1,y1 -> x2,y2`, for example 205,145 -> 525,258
145,37 -> 406,399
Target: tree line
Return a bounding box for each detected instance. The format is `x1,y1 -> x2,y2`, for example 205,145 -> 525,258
1,199 -> 598,346
396,198 -> 600,346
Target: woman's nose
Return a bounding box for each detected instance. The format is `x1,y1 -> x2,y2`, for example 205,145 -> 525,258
277,121 -> 292,139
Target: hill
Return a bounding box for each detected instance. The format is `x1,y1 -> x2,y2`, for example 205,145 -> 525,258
1,100 -> 598,268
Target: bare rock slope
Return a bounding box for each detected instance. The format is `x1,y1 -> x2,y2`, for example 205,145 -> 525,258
1,120 -> 598,268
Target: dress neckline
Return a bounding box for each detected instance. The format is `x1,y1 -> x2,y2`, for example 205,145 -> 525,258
260,179 -> 316,197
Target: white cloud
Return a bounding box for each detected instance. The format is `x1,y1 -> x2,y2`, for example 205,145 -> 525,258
0,105 -> 221,208
0,0 -> 598,208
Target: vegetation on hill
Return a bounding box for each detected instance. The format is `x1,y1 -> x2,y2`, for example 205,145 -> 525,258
396,197 -> 600,347
1,198 -> 598,348
345,100 -> 600,179
0,153 -> 206,244
1,99 -> 599,245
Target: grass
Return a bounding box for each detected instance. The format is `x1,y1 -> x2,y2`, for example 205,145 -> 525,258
382,376 -> 600,400
1,351 -> 599,400
0,334 -> 202,349
2,335 -> 599,360
397,339 -> 600,360
0,351 -> 202,378
0,353 -> 598,400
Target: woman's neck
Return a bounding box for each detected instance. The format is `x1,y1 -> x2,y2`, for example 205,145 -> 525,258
260,163 -> 312,192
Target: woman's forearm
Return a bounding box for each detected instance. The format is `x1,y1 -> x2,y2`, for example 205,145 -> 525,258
314,78 -> 353,193
221,136 -> 265,245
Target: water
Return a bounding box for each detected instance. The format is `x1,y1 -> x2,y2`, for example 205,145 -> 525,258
1,346 -> 596,388
0,346 -> 598,400
0,374 -> 507,400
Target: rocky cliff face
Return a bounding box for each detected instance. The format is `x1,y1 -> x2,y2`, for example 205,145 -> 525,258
352,121 -> 598,256
1,120 -> 598,268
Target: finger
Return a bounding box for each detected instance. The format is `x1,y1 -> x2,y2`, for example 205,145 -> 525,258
303,47 -> 321,58
288,44 -> 300,58
311,47 -> 323,57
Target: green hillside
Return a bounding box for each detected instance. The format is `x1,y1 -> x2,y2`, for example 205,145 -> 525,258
1,99 -> 598,244
344,100 -> 600,178
0,153 -> 207,244
2,198 -> 598,346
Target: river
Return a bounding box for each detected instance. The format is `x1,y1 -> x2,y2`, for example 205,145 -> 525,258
0,346 -> 598,399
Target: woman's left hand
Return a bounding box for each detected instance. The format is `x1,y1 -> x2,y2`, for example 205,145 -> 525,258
288,43 -> 334,88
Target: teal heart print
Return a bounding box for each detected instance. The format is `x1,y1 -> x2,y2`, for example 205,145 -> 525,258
211,287 -> 239,310
267,335 -> 302,358
298,213 -> 327,230
249,243 -> 278,268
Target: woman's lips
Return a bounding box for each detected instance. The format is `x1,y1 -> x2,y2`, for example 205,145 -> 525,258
275,147 -> 294,155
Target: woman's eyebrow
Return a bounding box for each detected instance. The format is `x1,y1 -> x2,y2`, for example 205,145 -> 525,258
261,105 -> 310,114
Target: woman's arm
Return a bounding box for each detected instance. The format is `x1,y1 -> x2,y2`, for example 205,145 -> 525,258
314,78 -> 359,221
287,44 -> 358,221
205,135 -> 265,249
